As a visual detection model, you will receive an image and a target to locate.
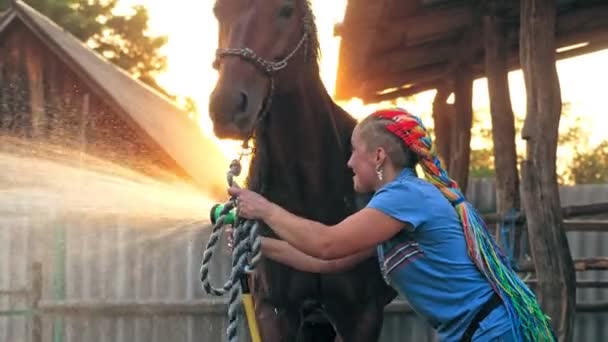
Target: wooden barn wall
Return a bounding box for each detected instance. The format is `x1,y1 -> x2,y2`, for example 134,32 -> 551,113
0,19 -> 183,180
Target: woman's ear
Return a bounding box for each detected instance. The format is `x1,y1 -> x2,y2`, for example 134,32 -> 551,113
374,147 -> 386,165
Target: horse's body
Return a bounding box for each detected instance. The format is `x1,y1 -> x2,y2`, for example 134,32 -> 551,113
209,1 -> 396,340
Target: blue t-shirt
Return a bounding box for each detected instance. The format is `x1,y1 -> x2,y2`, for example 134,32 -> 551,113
367,168 -> 512,341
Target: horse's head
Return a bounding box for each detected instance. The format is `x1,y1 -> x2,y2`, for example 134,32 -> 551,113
209,0 -> 317,140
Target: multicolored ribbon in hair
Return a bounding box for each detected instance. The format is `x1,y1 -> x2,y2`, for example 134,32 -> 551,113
371,108 -> 555,341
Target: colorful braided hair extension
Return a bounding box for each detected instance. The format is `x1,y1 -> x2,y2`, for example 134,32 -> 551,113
370,108 -> 555,341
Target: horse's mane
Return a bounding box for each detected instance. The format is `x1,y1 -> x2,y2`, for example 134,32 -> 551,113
302,0 -> 321,64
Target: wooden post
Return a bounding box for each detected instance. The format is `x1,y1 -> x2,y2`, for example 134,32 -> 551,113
449,64 -> 473,194
431,84 -> 452,168
30,262 -> 42,342
519,0 -> 576,340
483,2 -> 521,253
483,3 -> 520,216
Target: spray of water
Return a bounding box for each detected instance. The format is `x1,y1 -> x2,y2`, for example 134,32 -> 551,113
0,135 -> 221,222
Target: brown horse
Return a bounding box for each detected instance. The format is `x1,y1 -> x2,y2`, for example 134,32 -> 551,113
209,1 -> 396,341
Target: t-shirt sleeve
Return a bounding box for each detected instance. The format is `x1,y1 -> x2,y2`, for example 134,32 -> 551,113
366,181 -> 429,229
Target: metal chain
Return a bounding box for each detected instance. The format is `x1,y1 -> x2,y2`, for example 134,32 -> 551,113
200,158 -> 262,342
216,25 -> 308,76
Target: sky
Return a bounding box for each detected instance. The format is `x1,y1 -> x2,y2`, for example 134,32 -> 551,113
116,0 -> 608,160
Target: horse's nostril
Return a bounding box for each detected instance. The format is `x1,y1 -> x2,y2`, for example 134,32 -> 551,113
238,92 -> 248,113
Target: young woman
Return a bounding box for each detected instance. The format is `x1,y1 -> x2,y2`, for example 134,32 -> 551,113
228,108 -> 555,342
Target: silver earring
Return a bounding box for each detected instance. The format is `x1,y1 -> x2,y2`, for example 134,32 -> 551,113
376,167 -> 383,181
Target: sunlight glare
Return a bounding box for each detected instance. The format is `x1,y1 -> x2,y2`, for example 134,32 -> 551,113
117,0 -> 607,161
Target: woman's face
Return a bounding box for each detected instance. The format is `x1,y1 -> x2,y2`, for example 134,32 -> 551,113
347,126 -> 380,193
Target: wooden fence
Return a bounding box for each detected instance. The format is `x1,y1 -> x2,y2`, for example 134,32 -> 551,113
1,181 -> 608,342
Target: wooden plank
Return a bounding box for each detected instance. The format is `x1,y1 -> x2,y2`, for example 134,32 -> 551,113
526,280 -> 608,289
0,289 -> 29,297
518,257 -> 608,273
562,202 -> 608,218
388,299 -> 608,314
38,299 -> 229,316
563,220 -> 608,232
30,263 -> 42,342
24,38 -> 45,138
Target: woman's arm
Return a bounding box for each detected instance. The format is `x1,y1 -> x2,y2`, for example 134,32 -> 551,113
263,205 -> 403,260
261,237 -> 375,273
230,187 -> 404,260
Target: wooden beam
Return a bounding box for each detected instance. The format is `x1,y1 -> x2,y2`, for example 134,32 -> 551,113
518,257 -> 608,273
389,300 -> 608,314
31,262 -> 42,342
339,3 -> 608,101
484,3 -> 521,247
527,280 -> 608,289
575,301 -> 608,313
431,84 -> 452,166
563,220 -> 608,232
363,81 -> 439,103
374,4 -> 473,51
562,202 -> 608,218
38,299 -> 230,316
448,64 -> 473,195
366,37 -> 460,75
335,0 -> 388,99
483,4 -> 520,220
359,63 -> 448,99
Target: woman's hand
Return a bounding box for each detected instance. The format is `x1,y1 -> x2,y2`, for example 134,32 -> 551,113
228,187 -> 274,220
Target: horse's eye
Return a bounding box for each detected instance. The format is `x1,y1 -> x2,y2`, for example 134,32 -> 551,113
279,5 -> 294,18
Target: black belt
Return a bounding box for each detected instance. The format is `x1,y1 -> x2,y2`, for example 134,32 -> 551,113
461,293 -> 502,342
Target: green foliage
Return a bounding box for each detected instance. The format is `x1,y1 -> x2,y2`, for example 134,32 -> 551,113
0,0 -> 168,95
469,148 -> 495,178
568,140 -> 608,184
467,101 -> 606,185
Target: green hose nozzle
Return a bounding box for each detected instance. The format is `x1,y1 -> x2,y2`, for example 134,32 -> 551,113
210,203 -> 237,225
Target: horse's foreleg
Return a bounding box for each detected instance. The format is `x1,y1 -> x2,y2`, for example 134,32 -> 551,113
330,303 -> 385,342
253,299 -> 301,342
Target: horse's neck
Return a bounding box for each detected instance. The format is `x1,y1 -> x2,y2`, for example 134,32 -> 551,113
272,80 -> 338,150
250,73 -> 355,219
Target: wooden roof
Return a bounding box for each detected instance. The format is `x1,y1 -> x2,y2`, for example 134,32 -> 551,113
0,1 -> 229,196
335,0 -> 608,103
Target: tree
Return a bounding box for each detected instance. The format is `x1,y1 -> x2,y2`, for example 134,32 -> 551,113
570,140 -> 608,184
469,119 -> 496,178
0,0 -> 169,95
